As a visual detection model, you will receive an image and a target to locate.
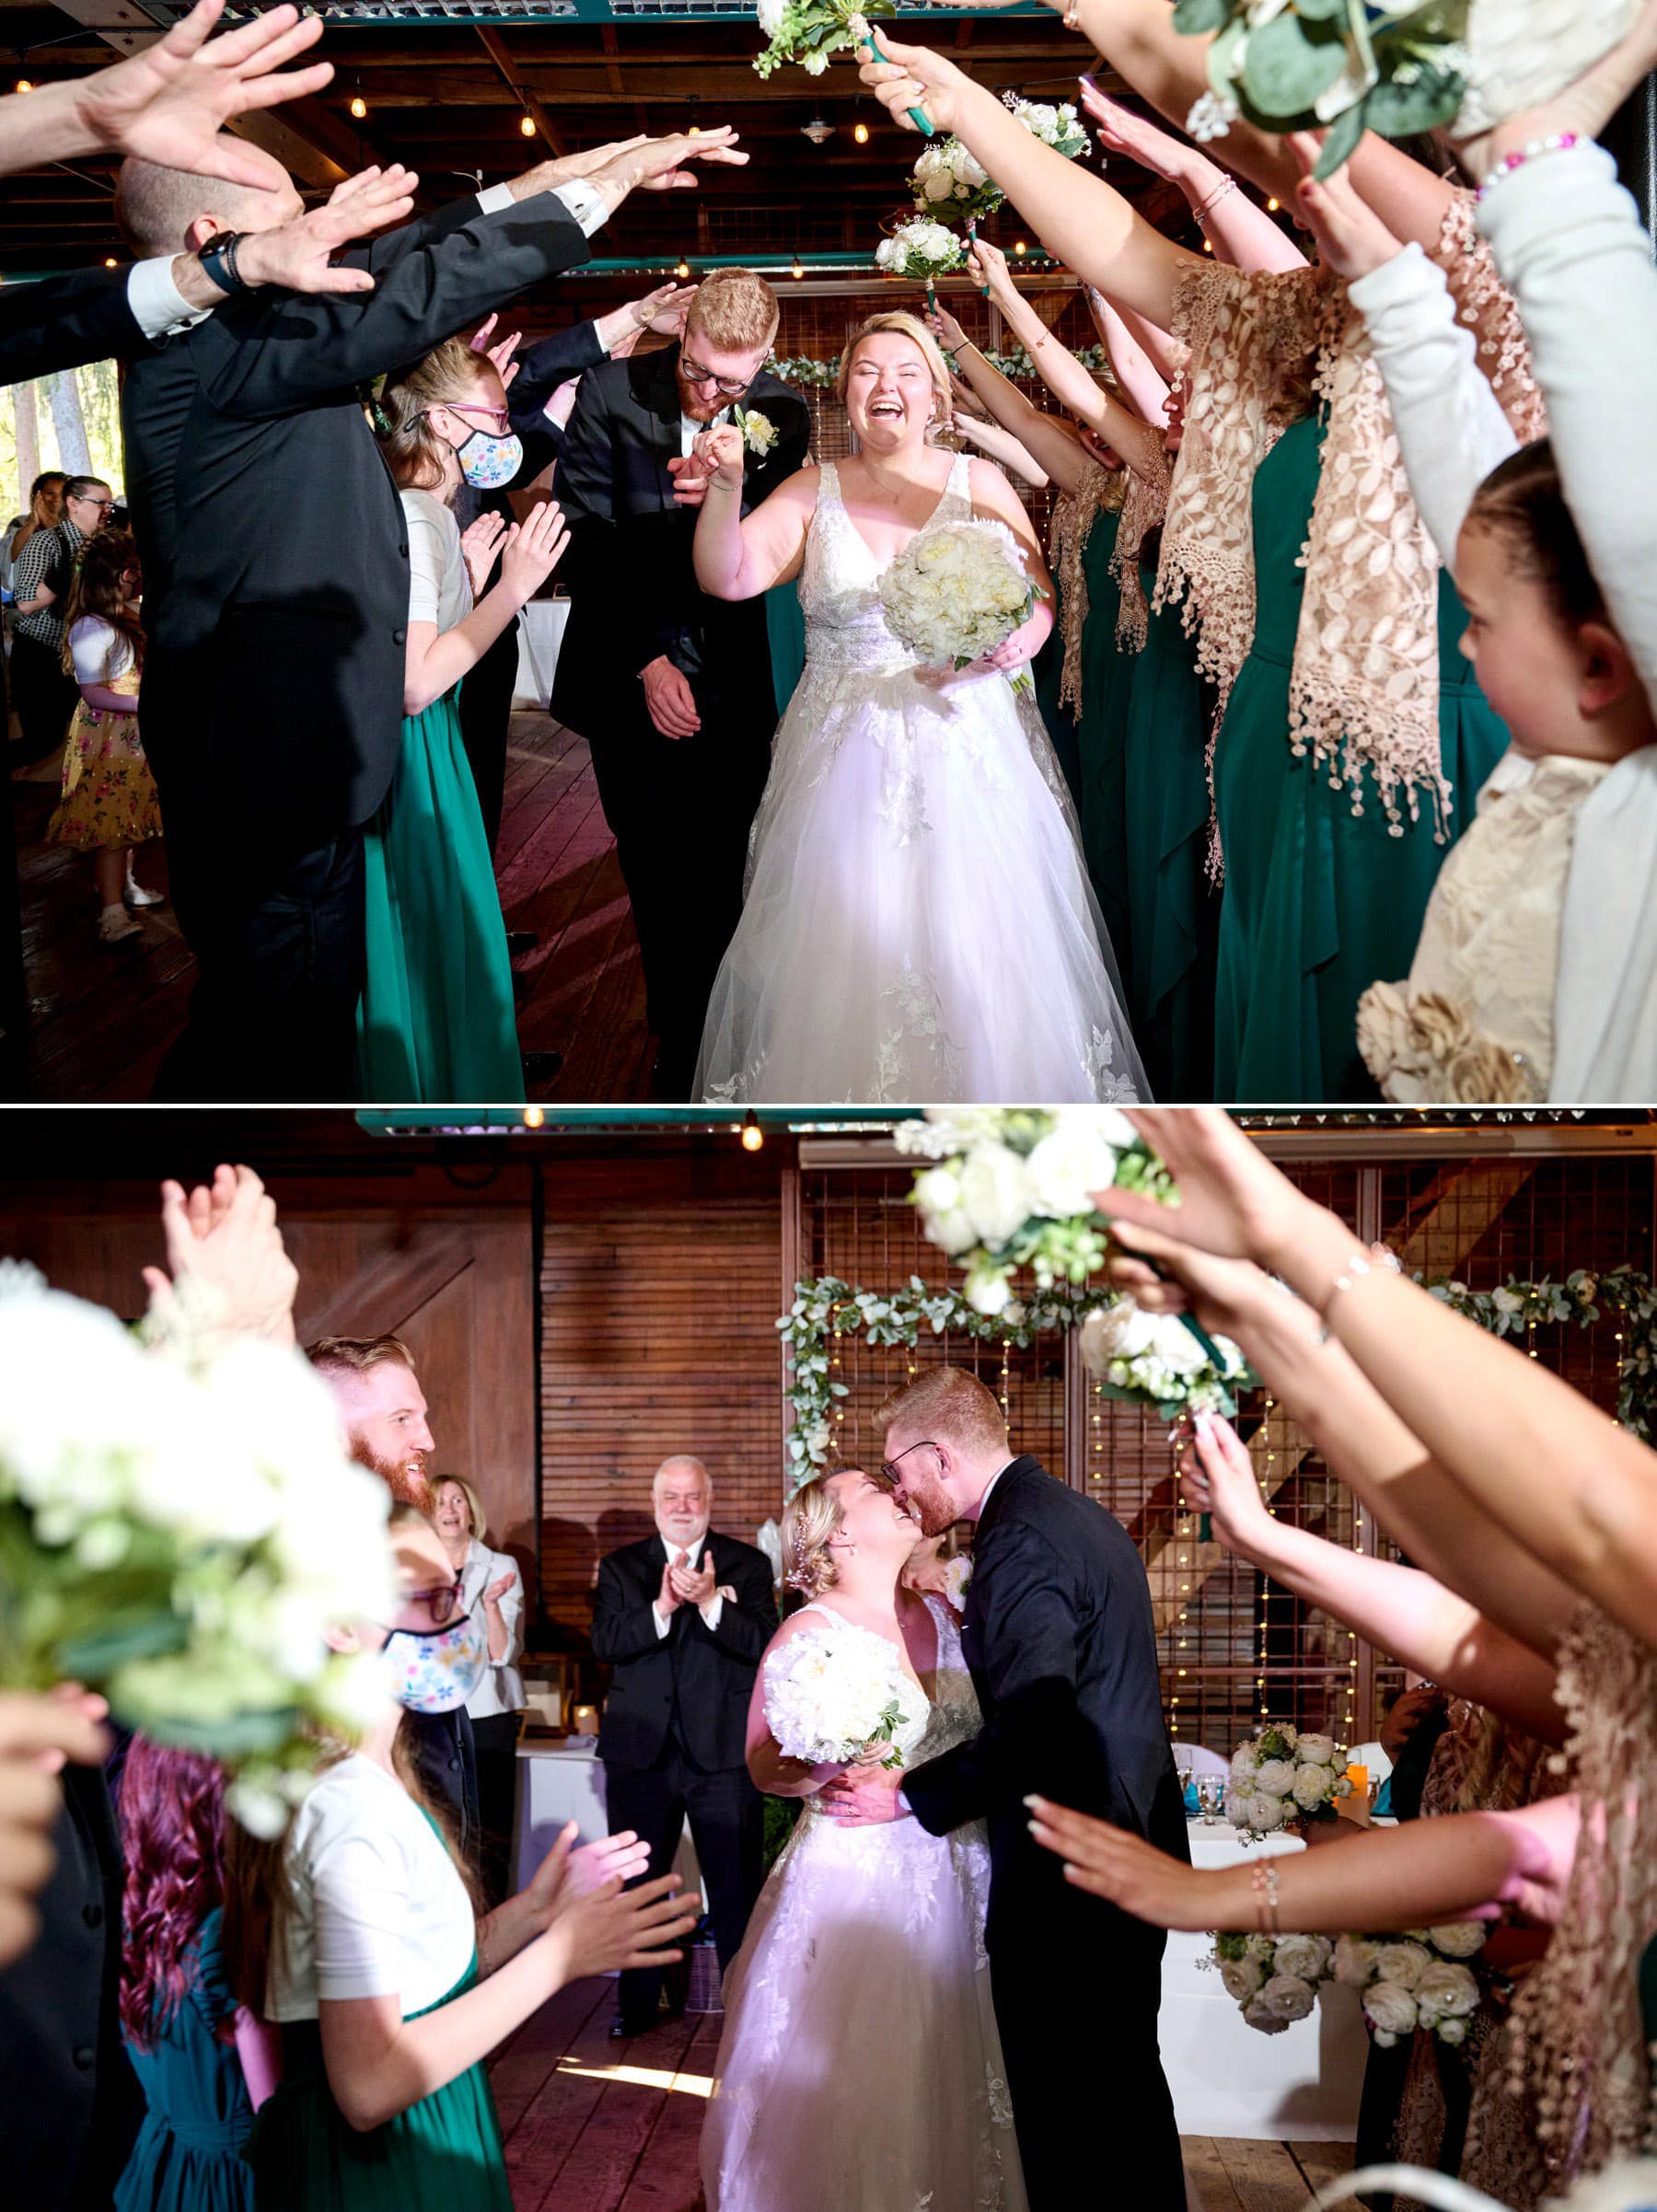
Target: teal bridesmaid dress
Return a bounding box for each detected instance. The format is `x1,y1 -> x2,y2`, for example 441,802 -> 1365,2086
115,1907 -> 254,2212
1211,415 -> 1511,1104
765,577 -> 807,721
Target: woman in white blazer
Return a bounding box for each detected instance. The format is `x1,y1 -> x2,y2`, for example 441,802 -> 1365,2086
434,1476 -> 527,1907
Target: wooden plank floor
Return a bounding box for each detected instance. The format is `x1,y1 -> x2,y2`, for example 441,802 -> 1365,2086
487,1976 -> 1355,2212
5,713 -> 656,1103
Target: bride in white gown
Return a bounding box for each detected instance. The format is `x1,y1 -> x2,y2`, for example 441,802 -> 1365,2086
700,1466 -> 1028,2212
688,310 -> 1146,1105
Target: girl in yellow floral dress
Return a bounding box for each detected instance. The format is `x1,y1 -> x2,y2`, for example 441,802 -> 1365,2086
48,528 -> 164,944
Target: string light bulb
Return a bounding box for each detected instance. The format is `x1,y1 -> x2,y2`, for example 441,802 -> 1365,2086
677,259 -> 691,280
520,111 -> 537,138
792,256 -> 805,280
103,257 -> 119,269
350,88 -> 367,120
739,1110 -> 763,1152
14,78 -> 32,93
1014,239 -> 1026,256
1268,196 -> 1280,212
854,120 -> 869,145
523,1106 -> 544,1129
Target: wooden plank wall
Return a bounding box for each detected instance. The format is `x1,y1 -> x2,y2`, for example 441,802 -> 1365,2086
539,1151 -> 787,1645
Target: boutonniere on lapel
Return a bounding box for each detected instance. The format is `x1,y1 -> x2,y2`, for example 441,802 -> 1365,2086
735,402 -> 779,457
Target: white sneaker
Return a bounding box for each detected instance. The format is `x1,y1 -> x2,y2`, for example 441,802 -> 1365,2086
98,904 -> 141,944
123,875 -> 165,909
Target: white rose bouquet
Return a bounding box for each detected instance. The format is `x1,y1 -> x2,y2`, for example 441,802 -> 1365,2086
1004,93 -> 1091,160
763,1615 -> 912,1768
874,214 -> 967,284
910,136 -> 1003,224
0,1266 -> 396,1837
1210,1928 -> 1334,2034
1226,1722 -> 1352,1841
1078,1293 -> 1250,1421
752,0 -> 892,80
878,517 -> 1039,689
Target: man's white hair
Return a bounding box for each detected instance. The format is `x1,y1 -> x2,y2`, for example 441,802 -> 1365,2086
653,1453 -> 712,1495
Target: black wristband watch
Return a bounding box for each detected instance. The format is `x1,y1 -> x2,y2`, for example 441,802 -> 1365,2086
195,230 -> 249,298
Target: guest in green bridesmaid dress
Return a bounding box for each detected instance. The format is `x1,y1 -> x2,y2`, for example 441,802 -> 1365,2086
1211,413 -> 1509,1103
223,1507 -> 699,2212
1123,544 -> 1219,1101
367,342 -> 573,1104
115,1739 -> 272,2212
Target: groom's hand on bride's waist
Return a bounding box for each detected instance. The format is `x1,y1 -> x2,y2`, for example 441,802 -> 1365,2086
820,1767 -> 912,1827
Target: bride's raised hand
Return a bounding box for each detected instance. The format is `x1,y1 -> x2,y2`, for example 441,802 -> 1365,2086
857,34 -> 973,139
1091,1109 -> 1326,1274
694,422 -> 745,491
1025,1798 -> 1221,1930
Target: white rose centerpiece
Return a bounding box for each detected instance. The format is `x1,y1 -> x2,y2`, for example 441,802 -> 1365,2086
1225,1721 -> 1352,1842
0,1267 -> 395,1837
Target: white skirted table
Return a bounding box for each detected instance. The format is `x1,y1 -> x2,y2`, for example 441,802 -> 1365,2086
513,1740 -> 706,1910
512,596 -> 570,711
1159,1821 -> 1370,2140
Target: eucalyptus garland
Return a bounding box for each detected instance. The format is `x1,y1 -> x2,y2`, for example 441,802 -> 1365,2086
765,343 -> 1109,391
778,1265 -> 1657,1478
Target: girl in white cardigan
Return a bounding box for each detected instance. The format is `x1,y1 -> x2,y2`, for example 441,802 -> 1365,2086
1289,134 -> 1657,1105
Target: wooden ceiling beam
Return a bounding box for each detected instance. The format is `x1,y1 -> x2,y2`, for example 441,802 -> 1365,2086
475,25 -> 566,156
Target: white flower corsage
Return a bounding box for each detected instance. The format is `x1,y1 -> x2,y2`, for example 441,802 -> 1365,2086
736,404 -> 779,457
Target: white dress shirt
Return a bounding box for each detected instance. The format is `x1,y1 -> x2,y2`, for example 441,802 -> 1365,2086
126,177 -> 610,344
652,1530 -> 725,1638
680,404 -> 732,458
458,1538 -> 526,1721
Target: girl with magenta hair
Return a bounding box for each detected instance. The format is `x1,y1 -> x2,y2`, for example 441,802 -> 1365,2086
114,1738 -> 277,2212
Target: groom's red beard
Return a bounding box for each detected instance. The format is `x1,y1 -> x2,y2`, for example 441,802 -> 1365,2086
349,1434 -> 434,1512
901,1471 -> 956,1541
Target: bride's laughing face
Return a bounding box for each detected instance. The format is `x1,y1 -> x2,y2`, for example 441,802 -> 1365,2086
824,1469 -> 918,1564
846,333 -> 937,454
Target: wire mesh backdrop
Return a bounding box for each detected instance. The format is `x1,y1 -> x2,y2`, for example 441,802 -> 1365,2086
770,279 -> 1107,549
796,1146 -> 1657,1762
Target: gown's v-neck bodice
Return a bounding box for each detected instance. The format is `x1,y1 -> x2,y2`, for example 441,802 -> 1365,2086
799,453 -> 974,674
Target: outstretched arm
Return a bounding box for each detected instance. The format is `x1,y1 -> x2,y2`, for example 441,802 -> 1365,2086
955,411 -> 1054,491
931,299 -> 1095,496
1078,87 -> 1306,275
1099,1110 -> 1657,1653
1084,291 -> 1170,431
1180,1411 -> 1564,1743
690,426 -> 816,600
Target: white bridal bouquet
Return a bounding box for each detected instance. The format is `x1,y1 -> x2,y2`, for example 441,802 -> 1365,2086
910,136 -> 1004,223
1227,1722 -> 1353,1839
878,518 -> 1040,689
0,1264 -> 396,1836
874,214 -> 967,284
763,1615 -> 912,1768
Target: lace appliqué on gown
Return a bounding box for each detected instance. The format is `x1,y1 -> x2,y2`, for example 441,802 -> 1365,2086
699,1598 -> 1027,2212
694,455 -> 1147,1106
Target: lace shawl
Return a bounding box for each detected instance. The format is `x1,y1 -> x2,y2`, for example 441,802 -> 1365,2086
1465,1604 -> 1657,2199
1110,439 -> 1173,653
1435,188 -> 1548,446
1047,461 -> 1118,723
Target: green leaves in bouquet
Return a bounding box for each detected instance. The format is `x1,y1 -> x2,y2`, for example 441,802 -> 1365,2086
1241,10 -> 1351,122
0,1500 -> 184,1691
1091,1368 -> 1248,1424
753,0 -> 894,80
867,1697 -> 910,1771
1173,0 -> 1231,33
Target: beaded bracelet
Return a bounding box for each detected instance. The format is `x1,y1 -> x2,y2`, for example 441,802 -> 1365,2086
1315,1242 -> 1401,1339
1477,132 -> 1581,203
1251,1859 -> 1281,1937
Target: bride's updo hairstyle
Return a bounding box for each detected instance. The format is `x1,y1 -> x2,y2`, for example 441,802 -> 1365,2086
782,1466 -> 895,1601
835,312 -> 953,439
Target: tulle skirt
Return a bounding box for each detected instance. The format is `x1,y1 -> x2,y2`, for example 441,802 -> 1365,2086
694,653 -> 1147,1104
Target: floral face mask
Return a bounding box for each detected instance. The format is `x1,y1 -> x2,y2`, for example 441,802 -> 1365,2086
382,1611 -> 488,1715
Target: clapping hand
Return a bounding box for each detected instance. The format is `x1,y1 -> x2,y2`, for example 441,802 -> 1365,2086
484,1572 -> 516,1608
142,1163 -> 298,1352
499,500 -> 570,603
522,1820 -> 654,1934
469,313 -> 522,392
73,0 -> 332,194
539,1870 -> 699,1984
460,512 -> 507,597
669,1546 -> 718,1610
235,165 -> 420,297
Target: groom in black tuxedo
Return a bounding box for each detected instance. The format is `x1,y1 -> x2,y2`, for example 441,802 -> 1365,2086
824,1368 -> 1189,2209
552,270 -> 811,1093
590,1453 -> 778,2036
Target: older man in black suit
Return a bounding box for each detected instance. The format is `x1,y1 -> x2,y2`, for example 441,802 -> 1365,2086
116,126 -> 745,1102
823,1366 -> 1189,2212
552,271 -> 811,1094
591,1453 -> 776,2038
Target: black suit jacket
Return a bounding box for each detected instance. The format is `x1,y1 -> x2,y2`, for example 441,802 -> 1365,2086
591,1530 -> 777,1774
126,191 -> 592,870
506,317 -> 606,446
903,1457 -> 1189,1952
550,343 -> 810,740
0,265 -> 141,387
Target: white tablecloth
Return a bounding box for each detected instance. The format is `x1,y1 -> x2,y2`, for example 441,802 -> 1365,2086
512,596 -> 570,710
1159,1821 -> 1368,2139
514,1742 -> 705,1911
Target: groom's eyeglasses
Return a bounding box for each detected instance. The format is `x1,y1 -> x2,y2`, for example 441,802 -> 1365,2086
880,1441 -> 940,1486
680,353 -> 753,399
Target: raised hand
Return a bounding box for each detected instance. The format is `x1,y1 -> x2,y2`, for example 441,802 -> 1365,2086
469,312 -> 522,391
499,500 -> 570,603
541,1870 -> 699,1983
966,237 -> 1014,306
628,280 -> 698,336
589,127 -> 748,213
72,0 -> 332,194
692,423 -> 745,490
1025,1796 -> 1218,1929
1286,133 -> 1403,282
459,512 -> 507,598
857,36 -> 973,138
1179,1410 -> 1276,1557
1089,1109 -> 1320,1274
1104,1217 -> 1275,1342
926,300 -> 968,353
142,1163 -> 298,1350
235,164 -> 419,296
1455,0 -> 1657,179
1076,86 -> 1187,181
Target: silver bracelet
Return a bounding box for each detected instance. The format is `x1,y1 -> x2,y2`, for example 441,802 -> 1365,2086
1315,1243 -> 1401,1341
